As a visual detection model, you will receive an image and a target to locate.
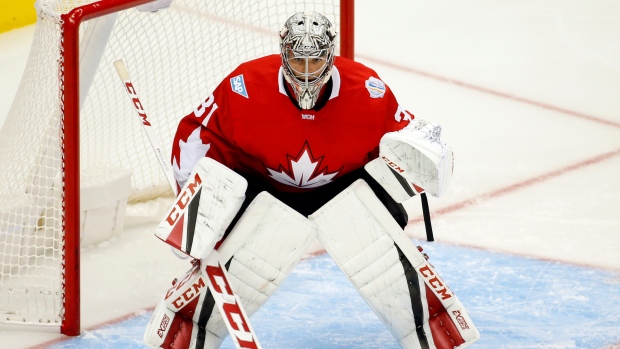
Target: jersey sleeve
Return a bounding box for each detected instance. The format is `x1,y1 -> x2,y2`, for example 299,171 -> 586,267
355,61 -> 413,134
171,83 -> 237,189
359,70 -> 414,162
383,80 -> 413,133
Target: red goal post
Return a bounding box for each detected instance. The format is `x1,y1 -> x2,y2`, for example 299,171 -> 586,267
0,0 -> 354,336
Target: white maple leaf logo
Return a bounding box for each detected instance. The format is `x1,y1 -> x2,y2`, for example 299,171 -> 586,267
172,126 -> 210,186
266,142 -> 340,188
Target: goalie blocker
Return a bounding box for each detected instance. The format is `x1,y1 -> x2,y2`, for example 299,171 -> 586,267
155,158 -> 248,260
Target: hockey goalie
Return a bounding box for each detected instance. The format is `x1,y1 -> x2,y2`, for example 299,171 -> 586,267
143,11 -> 479,349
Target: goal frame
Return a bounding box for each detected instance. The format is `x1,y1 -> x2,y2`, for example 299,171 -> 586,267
59,0 -> 355,336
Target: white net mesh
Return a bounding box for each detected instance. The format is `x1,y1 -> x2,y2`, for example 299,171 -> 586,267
0,0 -> 342,328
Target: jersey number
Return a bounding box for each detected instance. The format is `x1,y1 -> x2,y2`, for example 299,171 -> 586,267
394,105 -> 413,122
194,94 -> 219,127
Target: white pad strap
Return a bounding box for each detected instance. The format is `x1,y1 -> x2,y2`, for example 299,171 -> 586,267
156,157 -> 248,259
380,119 -> 453,198
309,180 -> 479,349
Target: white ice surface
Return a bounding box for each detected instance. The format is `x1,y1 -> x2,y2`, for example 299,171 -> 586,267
1,1 -> 619,348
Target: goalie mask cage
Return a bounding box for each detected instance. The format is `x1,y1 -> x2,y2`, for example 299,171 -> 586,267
0,0 -> 354,336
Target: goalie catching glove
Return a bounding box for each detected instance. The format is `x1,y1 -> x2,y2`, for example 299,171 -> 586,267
379,119 -> 454,198
155,157 -> 247,259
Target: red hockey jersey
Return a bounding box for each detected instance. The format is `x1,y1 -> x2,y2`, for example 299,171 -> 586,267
171,54 -> 413,194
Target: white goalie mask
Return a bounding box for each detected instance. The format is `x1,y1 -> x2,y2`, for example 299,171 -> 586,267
279,12 -> 337,109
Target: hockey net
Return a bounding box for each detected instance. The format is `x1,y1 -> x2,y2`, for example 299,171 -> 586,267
0,0 -> 353,335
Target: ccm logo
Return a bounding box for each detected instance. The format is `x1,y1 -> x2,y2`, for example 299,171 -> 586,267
419,264 -> 453,301
170,276 -> 205,310
452,310 -> 470,330
381,156 -> 405,173
165,261 -> 204,309
206,262 -> 259,349
165,174 -> 202,225
157,314 -> 170,338
124,82 -> 151,126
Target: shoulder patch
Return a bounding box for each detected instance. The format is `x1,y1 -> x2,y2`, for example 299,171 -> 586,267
230,74 -> 249,98
365,76 -> 386,98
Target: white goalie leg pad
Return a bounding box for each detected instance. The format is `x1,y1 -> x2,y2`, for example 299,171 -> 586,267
380,119 -> 453,198
201,191 -> 317,346
156,157 -> 248,259
149,192 -> 316,348
309,180 -> 479,349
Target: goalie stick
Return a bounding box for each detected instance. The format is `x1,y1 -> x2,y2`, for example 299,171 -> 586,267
114,60 -> 262,349
113,60 -> 178,196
